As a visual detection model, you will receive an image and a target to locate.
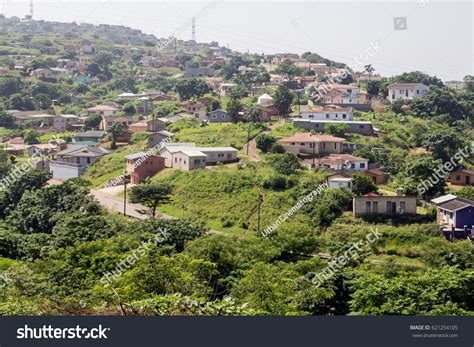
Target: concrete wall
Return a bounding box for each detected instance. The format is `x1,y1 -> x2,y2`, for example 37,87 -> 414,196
293,119 -> 373,135
353,196 -> 417,217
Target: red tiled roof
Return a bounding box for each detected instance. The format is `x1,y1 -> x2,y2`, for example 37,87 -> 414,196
364,192 -> 380,197
280,133 -> 345,143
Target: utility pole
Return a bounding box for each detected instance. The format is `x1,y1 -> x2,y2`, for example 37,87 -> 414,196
246,121 -> 251,155
123,179 -> 127,216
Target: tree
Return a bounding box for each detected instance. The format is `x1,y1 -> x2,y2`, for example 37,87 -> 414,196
364,64 -> 375,82
0,78 -> 21,97
274,59 -> 302,80
226,98 -> 242,122
175,78 -> 211,100
33,93 -> 52,109
23,129 -> 40,145
129,182 -> 173,217
463,75 -> 474,92
352,173 -> 378,196
457,186 -> 474,201
421,124 -> 467,162
107,122 -> 124,149
9,94 -> 35,111
84,113 -> 102,130
255,134 -> 276,153
266,153 -> 300,175
0,111 -> 13,127
273,85 -> 294,115
122,103 -> 137,116
402,154 -> 446,197
325,123 -> 348,137
367,80 -> 380,95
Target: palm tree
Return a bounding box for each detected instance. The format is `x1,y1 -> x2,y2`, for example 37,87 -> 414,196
364,64 -> 375,82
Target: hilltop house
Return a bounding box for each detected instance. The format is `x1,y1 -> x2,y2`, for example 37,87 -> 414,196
301,106 -> 353,121
278,133 -> 345,155
125,152 -> 166,184
74,131 -> 107,143
327,173 -> 353,190
53,114 -> 80,132
128,119 -> 166,133
100,115 -> 135,131
49,145 -> 109,180
293,119 -> 374,136
449,169 -> 474,186
160,143 -> 238,170
363,168 -> 390,185
182,101 -> 207,122
87,103 -> 121,117
431,195 -> 474,231
147,130 -> 174,148
31,68 -> 53,79
303,153 -> 369,171
208,109 -> 232,123
387,83 -> 429,102
353,193 -> 417,217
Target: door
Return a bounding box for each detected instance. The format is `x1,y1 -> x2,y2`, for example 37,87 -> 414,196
466,175 -> 470,185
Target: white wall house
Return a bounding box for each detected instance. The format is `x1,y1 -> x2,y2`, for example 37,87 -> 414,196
301,107 -> 353,121
327,175 -> 353,190
387,83 -> 429,102
49,145 -> 109,180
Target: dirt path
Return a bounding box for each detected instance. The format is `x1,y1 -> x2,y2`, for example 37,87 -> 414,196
243,120 -> 285,162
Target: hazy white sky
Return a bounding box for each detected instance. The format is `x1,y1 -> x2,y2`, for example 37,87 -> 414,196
2,1 -> 473,80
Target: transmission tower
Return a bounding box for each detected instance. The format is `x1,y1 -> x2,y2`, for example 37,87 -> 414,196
29,0 -> 33,19
191,17 -> 196,42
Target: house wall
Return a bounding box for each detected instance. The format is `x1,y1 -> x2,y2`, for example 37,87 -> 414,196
454,207 -> 474,228
49,161 -> 87,180
328,180 -> 352,190
208,111 -> 232,123
201,150 -> 238,164
353,196 -> 417,217
302,111 -> 353,121
387,85 -> 429,102
293,120 -> 373,135
127,156 -> 165,184
281,141 -> 343,155
172,152 -> 206,170
450,171 -> 474,186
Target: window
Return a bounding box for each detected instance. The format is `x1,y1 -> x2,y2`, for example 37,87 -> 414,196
334,143 -> 337,149
416,90 -> 420,94
366,201 -> 371,213
184,160 -> 186,164
174,157 -> 177,163
309,143 -> 315,148
218,153 -> 224,157
351,163 -> 355,169
323,143 -> 326,149
87,157 -> 91,164
291,142 -> 296,145
456,175 -> 461,181
326,114 -> 330,119
76,157 -> 80,164
300,142 -> 305,146
360,163 -> 366,169
400,201 -> 405,214
359,124 -> 364,129
387,201 -> 392,213
373,202 -> 378,213
343,114 -> 346,119
221,115 -> 225,119
308,115 -> 314,118
212,115 -> 217,119
194,159 -> 200,164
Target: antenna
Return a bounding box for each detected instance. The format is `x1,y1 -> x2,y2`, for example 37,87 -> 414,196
191,17 -> 196,42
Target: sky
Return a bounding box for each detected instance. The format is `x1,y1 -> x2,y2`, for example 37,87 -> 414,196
1,1 -> 473,81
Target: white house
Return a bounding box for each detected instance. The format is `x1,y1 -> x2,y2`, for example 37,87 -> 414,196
301,106 -> 353,121
387,83 -> 429,102
49,145 -> 109,180
160,143 -> 238,170
327,174 -> 353,190
258,93 -> 274,107
303,154 -> 369,171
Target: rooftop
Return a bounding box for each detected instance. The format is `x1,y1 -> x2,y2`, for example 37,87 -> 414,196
279,133 -> 346,143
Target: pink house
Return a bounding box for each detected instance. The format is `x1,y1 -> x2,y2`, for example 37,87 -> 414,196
125,152 -> 166,184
